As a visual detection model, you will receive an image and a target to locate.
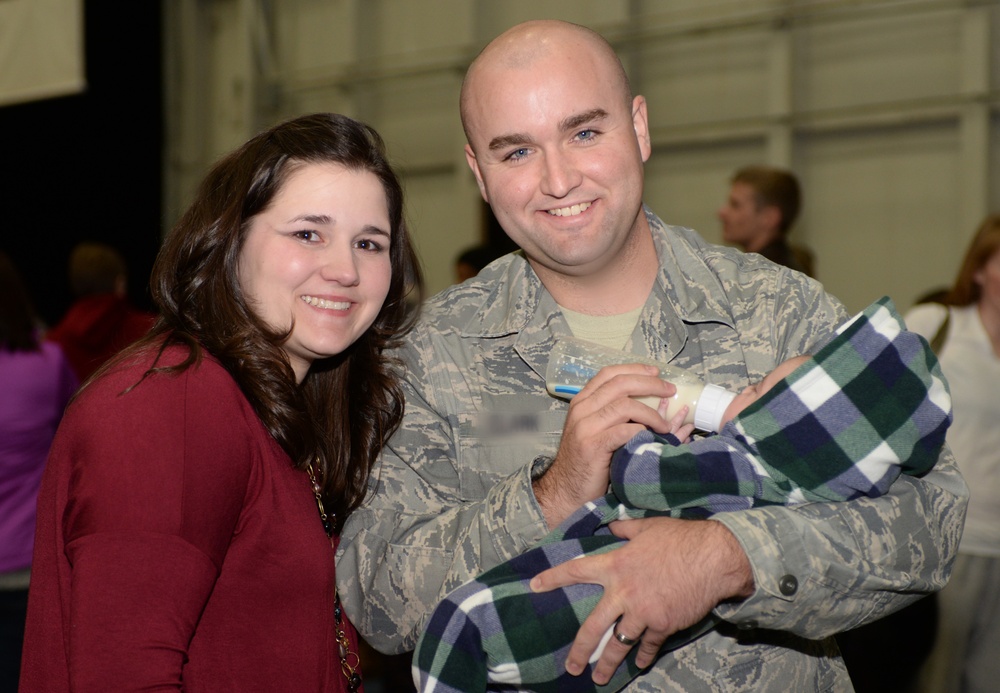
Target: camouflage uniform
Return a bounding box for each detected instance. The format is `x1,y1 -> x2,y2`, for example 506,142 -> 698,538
337,208 -> 968,692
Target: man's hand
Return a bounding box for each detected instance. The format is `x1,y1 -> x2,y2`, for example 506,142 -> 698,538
529,516 -> 755,685
534,364 -> 676,528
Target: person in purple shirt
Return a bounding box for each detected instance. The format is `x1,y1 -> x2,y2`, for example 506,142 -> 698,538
0,251 -> 78,689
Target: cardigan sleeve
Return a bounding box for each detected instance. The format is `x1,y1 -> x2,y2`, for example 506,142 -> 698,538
58,360 -> 257,691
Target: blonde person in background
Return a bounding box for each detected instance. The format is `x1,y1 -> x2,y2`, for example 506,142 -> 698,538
906,214 -> 1000,693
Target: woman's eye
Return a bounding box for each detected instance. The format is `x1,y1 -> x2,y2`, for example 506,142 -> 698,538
294,230 -> 319,242
357,239 -> 384,252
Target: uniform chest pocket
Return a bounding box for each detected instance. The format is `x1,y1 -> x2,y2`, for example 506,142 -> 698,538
451,409 -> 567,500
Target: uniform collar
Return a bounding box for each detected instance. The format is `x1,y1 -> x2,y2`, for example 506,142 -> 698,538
457,206 -> 738,375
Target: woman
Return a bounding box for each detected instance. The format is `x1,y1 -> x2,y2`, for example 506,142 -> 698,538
20,113 -> 423,692
0,252 -> 77,689
906,214 -> 1000,693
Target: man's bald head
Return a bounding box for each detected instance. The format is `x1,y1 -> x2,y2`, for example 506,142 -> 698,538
460,20 -> 632,145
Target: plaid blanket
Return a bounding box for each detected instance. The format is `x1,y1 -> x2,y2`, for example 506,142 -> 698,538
414,296 -> 952,693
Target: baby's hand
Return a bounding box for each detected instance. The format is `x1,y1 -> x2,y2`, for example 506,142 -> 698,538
661,404 -> 695,443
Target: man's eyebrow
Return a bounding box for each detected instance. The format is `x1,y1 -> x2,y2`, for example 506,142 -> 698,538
560,109 -> 609,132
485,109 -> 611,152
487,134 -> 531,152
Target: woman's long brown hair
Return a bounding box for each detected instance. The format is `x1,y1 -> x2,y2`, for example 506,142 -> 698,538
129,113 -> 423,528
944,213 -> 1000,307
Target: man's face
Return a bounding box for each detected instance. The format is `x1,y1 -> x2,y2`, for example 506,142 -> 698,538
462,46 -> 651,282
717,181 -> 775,251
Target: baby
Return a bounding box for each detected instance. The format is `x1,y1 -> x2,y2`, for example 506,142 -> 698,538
413,297 -> 953,693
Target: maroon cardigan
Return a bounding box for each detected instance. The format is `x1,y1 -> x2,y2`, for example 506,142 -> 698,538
20,345 -> 362,692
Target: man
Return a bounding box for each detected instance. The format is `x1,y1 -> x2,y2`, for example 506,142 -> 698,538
46,241 -> 156,380
413,297 -> 954,693
718,165 -> 815,277
337,20 -> 967,691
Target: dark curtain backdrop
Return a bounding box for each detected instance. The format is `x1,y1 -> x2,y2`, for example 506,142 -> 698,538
1,1 -> 163,326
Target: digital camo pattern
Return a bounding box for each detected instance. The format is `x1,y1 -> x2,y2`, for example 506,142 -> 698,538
336,208 -> 968,692
412,296 -> 954,692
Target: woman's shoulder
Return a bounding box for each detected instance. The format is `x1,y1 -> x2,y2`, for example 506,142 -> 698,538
113,341 -> 231,380
904,302 -> 949,341
59,342 -> 267,480
75,341 -> 248,419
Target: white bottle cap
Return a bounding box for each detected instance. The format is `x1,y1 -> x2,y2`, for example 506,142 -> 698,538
693,383 -> 738,433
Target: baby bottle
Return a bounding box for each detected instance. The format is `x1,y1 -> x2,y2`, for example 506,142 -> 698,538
545,336 -> 737,433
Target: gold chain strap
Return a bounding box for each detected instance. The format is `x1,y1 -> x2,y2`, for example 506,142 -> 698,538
307,462 -> 361,692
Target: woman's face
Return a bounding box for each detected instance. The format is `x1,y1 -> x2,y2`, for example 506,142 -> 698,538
238,161 -> 393,382
975,245 -> 1000,318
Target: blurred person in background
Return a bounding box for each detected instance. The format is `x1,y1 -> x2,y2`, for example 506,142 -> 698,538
0,251 -> 78,690
718,165 -> 815,277
906,213 -> 1000,693
46,241 -> 156,382
454,243 -> 506,284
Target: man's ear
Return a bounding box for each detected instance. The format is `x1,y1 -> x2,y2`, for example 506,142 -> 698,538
631,95 -> 652,163
464,144 -> 489,203
760,204 -> 782,233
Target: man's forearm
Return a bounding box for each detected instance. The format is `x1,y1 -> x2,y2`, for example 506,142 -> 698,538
711,447 -> 968,637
